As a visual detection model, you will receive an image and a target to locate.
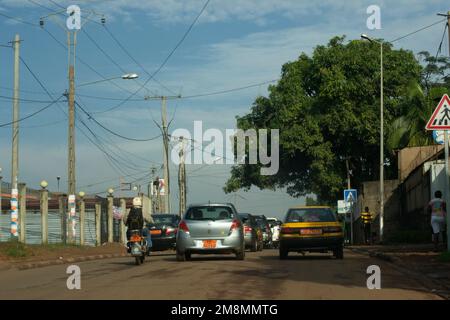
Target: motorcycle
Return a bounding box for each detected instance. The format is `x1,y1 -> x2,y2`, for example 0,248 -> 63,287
128,229 -> 147,265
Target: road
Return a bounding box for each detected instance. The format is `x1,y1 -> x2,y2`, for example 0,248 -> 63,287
0,249 -> 441,300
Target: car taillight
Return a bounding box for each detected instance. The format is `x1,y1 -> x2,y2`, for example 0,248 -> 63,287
166,227 -> 176,235
281,227 -> 294,234
229,219 -> 241,234
178,221 -> 189,234
244,226 -> 252,233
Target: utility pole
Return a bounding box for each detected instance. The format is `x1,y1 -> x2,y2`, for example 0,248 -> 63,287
161,96 -> 171,214
11,34 -> 20,191
346,158 -> 354,245
145,95 -> 181,214
438,11 -> 450,251
178,137 -> 187,216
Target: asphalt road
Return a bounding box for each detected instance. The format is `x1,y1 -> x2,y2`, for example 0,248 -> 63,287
0,249 -> 442,300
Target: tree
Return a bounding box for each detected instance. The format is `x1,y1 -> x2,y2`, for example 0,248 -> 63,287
386,52 -> 450,152
224,36 -> 423,204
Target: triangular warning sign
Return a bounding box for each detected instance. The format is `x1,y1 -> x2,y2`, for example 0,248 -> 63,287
426,94 -> 450,130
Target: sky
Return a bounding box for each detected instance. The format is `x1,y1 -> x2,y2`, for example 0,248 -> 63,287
0,0 -> 449,219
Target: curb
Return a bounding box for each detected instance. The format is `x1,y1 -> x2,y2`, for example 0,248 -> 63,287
348,247 -> 450,300
14,253 -> 128,271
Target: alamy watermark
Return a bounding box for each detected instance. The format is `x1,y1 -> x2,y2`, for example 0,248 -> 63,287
171,121 -> 279,176
66,265 -> 81,290
366,5 -> 382,30
366,265 -> 381,290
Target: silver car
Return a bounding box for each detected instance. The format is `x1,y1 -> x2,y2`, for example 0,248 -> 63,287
176,203 -> 245,261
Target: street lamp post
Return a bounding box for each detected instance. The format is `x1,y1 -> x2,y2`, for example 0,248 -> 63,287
361,34 -> 384,243
77,73 -> 139,88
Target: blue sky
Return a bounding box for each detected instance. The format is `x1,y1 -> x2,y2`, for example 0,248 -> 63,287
0,0 -> 449,218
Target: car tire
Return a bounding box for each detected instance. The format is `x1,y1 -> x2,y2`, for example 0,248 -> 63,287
334,246 -> 344,260
135,256 -> 141,265
279,247 -> 288,260
185,251 -> 192,261
176,249 -> 186,262
236,244 -> 246,260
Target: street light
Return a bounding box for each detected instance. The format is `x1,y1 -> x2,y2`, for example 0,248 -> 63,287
77,73 -> 139,88
40,180 -> 48,190
107,188 -> 114,196
361,34 -> 385,243
56,176 -> 61,192
78,191 -> 85,198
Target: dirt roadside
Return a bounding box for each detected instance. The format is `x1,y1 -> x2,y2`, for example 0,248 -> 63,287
0,242 -> 128,270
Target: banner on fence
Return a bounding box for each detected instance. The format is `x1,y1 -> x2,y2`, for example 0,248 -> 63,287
68,194 -> 76,238
10,188 -> 18,237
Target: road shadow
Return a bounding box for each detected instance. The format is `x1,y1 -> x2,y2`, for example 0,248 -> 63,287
162,254 -> 239,263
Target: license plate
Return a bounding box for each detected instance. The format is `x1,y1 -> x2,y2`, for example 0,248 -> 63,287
203,240 -> 217,248
300,229 -> 322,235
150,230 -> 162,235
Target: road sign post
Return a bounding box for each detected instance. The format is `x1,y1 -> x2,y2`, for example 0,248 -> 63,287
344,189 -> 357,245
425,94 -> 450,252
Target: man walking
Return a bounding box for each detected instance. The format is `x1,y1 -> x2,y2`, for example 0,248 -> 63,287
427,191 -> 447,252
360,207 -> 373,245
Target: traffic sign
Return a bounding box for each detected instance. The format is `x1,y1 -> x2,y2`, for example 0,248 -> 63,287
344,189 -> 357,204
426,94 -> 450,130
433,130 -> 445,145
337,200 -> 351,214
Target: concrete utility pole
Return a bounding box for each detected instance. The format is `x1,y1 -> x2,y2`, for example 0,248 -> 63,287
346,158 -> 354,245
438,11 -> 450,251
40,181 -> 49,245
178,137 -> 187,216
11,34 -> 20,191
144,94 -> 181,214
161,96 -> 171,213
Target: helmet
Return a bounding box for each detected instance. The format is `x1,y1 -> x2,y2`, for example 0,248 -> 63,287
132,197 -> 142,207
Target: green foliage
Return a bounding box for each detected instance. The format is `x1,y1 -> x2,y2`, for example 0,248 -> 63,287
1,240 -> 29,258
305,196 -> 319,206
225,36 -> 424,203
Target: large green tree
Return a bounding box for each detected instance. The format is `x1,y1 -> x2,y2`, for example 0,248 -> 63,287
224,36 -> 424,204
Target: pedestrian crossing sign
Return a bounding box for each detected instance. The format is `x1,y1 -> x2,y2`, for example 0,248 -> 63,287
344,189 -> 357,204
426,94 -> 450,130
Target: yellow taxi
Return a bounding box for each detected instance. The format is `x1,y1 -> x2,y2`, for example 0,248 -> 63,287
279,206 -> 344,259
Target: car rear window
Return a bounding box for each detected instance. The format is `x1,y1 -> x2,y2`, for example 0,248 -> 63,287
286,208 -> 336,223
152,215 -> 177,225
186,206 -> 235,221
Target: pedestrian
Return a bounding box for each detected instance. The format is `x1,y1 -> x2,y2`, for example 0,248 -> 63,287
360,207 -> 373,245
427,190 -> 447,252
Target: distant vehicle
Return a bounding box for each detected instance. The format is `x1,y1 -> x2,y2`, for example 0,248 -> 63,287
279,206 -> 344,259
147,214 -> 180,251
254,215 -> 273,249
267,218 -> 281,249
176,203 -> 245,261
239,213 -> 264,252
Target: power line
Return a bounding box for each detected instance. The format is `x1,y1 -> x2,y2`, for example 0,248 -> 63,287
391,19 -> 447,43
97,0 -> 211,114
102,23 -> 177,96
74,100 -> 162,142
181,80 -> 279,99
0,94 -> 60,103
0,95 -> 64,127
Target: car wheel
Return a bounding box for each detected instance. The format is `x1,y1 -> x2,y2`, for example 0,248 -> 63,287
185,251 -> 192,261
176,249 -> 186,262
279,247 -> 288,260
140,255 -> 145,264
334,246 -> 344,260
236,244 -> 246,260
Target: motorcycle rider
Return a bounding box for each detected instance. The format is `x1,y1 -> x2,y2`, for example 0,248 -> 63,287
125,197 -> 153,255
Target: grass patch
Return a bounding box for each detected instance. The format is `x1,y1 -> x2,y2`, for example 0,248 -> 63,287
0,241 -> 29,258
438,251 -> 450,263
